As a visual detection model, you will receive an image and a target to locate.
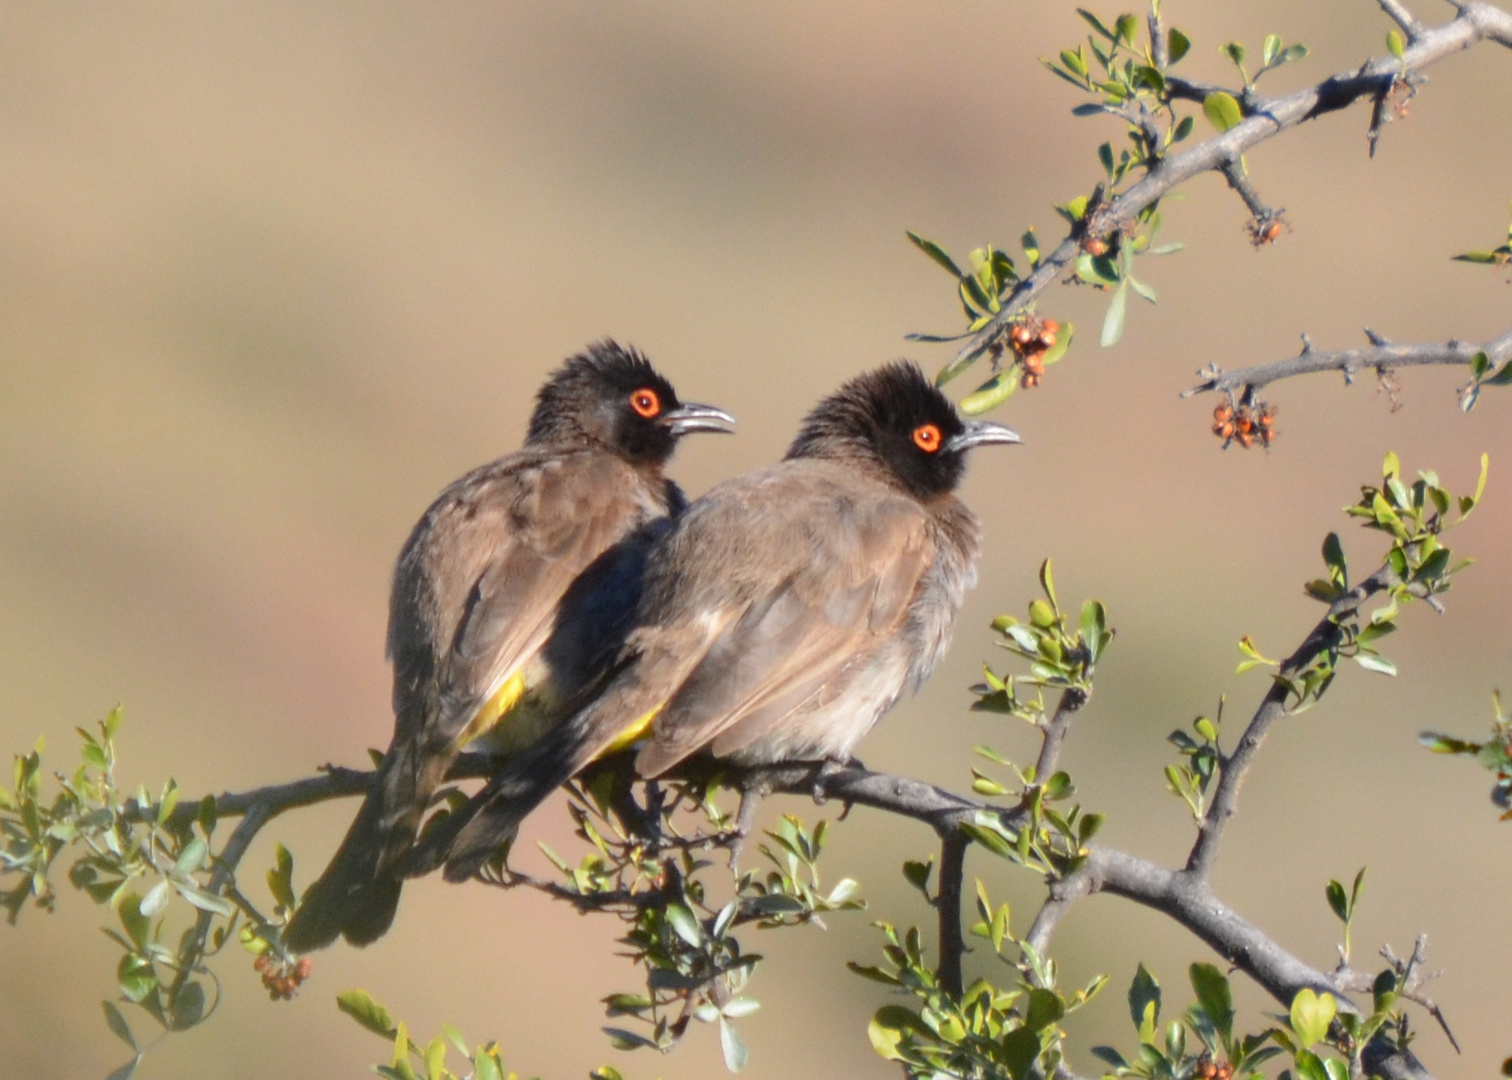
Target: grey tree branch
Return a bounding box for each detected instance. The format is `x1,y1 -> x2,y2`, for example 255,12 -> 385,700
1182,326 -> 1512,398
1032,687 -> 1090,786
1378,0 -> 1426,39
935,829 -> 969,999
1186,566 -> 1395,878
952,2 -> 1512,369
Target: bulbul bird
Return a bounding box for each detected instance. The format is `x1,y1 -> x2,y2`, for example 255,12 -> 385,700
282,341 -> 733,950
434,361 -> 1019,881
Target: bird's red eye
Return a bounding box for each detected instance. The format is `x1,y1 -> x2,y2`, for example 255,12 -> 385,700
630,389 -> 661,418
913,423 -> 942,453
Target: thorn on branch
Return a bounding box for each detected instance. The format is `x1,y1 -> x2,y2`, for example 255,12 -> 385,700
1364,327 -> 1391,347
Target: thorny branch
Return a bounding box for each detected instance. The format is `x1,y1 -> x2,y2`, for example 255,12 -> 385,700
1183,325 -> 1512,398
955,1 -> 1512,368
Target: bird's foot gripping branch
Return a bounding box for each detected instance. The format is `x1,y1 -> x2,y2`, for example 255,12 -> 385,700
0,452 -> 1489,1080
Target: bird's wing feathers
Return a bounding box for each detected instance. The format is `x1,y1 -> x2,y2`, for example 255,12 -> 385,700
630,470 -> 932,777
397,454 -> 654,754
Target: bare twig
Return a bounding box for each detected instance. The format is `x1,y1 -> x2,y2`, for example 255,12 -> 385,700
954,2 -> 1512,368
1182,325 -> 1512,398
1032,687 -> 1090,784
1219,158 -> 1275,221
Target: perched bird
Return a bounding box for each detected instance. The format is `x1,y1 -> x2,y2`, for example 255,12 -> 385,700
283,341 -> 733,950
436,361 -> 1019,881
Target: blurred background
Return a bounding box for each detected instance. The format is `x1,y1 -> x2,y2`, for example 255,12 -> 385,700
2,2 -> 1510,1077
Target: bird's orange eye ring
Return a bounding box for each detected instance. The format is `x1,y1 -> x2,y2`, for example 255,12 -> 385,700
630,388 -> 661,418
913,423 -> 942,453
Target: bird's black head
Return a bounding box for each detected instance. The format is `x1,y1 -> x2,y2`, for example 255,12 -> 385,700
527,340 -> 734,463
786,362 -> 1020,500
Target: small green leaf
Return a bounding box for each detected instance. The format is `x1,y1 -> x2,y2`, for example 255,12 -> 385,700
1354,653 -> 1397,676
140,880 -> 171,918
1262,34 -> 1282,68
1167,28 -> 1191,65
1077,8 -> 1118,43
906,231 -> 964,278
170,980 -> 206,1031
1454,250 -> 1505,264
338,989 -> 398,1038
1002,1027 -> 1042,1080
1386,30 -> 1405,59
868,1005 -> 918,1060
959,372 -> 1018,416
1129,963 -> 1161,1042
1289,987 -> 1337,1047
103,1001 -> 138,1051
1326,879 -> 1348,922
1203,91 -> 1243,132
1101,282 -> 1129,347
173,837 -> 208,878
664,903 -> 704,947
1189,963 -> 1234,1040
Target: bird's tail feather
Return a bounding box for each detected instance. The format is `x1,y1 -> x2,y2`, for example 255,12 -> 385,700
282,743 -> 425,951
416,730 -> 586,883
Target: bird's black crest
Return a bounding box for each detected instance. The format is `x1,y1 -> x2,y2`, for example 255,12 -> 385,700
527,340 -> 683,462
787,362 -> 970,499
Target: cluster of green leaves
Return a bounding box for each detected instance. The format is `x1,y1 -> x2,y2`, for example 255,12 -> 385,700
1163,699 -> 1225,822
965,561 -> 1110,875
1238,453 -> 1484,711
338,989 -> 528,1080
1093,963 -> 1280,1080
1420,690 -> 1512,818
906,231 -> 1034,344
490,765 -> 861,1072
1212,34 -> 1310,96
1094,957 -> 1416,1080
973,559 -> 1111,722
1044,7 -> 1202,347
0,710 -> 261,1080
857,878 -> 1105,1080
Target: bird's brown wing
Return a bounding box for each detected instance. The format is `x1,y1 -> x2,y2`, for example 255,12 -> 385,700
394,451 -> 657,759
627,472 -> 932,777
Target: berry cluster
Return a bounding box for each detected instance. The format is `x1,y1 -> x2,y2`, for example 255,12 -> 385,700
1007,317 -> 1060,388
1194,1054 -> 1235,1080
1212,399 -> 1277,449
253,951 -> 313,1001
1246,214 -> 1289,247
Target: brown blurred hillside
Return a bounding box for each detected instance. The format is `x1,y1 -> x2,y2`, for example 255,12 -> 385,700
2,3 -> 1510,1078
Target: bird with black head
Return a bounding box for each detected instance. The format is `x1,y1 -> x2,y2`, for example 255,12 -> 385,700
434,361 -> 1018,880
283,341 -> 733,950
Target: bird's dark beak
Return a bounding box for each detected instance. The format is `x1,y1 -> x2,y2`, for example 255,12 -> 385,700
944,420 -> 1021,454
662,402 -> 736,436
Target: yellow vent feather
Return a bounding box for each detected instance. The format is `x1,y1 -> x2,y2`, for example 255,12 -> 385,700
456,671 -> 529,748
601,703 -> 665,755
